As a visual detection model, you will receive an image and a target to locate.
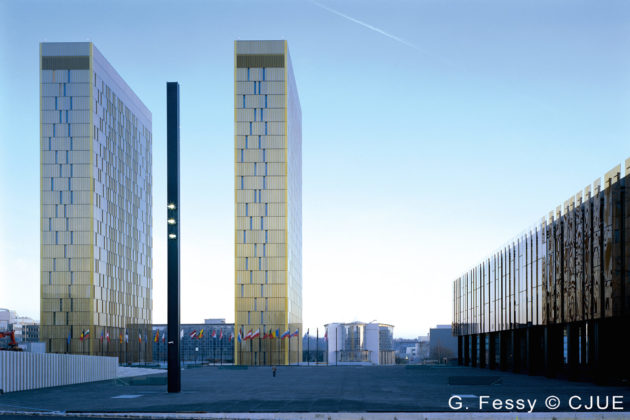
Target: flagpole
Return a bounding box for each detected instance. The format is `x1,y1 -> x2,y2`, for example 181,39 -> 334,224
307,329 -> 310,366
316,328 -> 319,365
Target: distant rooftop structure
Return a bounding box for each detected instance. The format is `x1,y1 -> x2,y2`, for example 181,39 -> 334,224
204,319 -> 226,324
436,325 -> 451,329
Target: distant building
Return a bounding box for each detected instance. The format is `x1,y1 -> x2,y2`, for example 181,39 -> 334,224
151,323 -> 235,365
326,322 -> 395,365
0,309 -> 39,343
429,325 -> 457,360
204,318 -> 226,324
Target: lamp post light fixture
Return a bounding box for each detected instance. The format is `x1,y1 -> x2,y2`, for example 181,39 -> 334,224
166,82 -> 181,393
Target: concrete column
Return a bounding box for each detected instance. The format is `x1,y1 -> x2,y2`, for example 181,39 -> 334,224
479,333 -> 487,368
511,330 -> 519,373
464,335 -> 470,366
488,332 -> 496,370
499,331 -> 508,371
471,335 -> 478,367
567,323 -> 579,380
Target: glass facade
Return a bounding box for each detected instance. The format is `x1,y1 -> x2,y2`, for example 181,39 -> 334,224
453,162 -> 630,335
151,324 -> 235,365
234,40 -> 302,365
40,42 -> 152,359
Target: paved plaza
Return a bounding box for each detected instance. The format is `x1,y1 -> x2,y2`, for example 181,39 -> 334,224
0,365 -> 629,416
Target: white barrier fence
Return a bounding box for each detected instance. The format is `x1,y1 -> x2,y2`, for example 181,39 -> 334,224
0,351 -> 118,393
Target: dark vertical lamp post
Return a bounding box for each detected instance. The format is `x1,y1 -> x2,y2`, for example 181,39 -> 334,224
167,82 -> 181,393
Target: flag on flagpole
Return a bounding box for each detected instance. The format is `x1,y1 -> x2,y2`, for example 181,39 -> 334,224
281,330 -> 290,339
230,332 -> 234,342
119,333 -> 123,344
138,333 -> 142,343
189,330 -> 197,339
291,329 -> 299,338
262,331 -> 268,339
80,330 -> 84,341
100,331 -> 103,342
275,329 -> 280,339
84,329 -> 90,339
67,330 -> 71,345
245,330 -> 253,340
154,330 -> 159,343
324,330 -> 328,341
269,329 -> 274,338
106,331 -> 110,343
162,334 -> 166,343
198,329 -> 204,339
252,329 -> 260,339
180,329 -> 184,339
125,331 -> 129,343
212,329 -> 217,339
219,329 -> 223,340
237,330 -> 242,343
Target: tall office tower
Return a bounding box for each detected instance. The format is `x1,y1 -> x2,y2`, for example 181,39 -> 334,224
234,40 -> 302,365
40,43 -> 152,358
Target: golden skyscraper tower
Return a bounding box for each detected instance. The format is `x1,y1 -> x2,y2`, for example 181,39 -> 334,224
234,40 -> 302,365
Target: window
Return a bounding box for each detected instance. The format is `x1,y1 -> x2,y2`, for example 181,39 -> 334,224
243,230 -> 246,243
259,257 -> 261,270
245,257 -> 248,270
263,177 -> 266,189
262,149 -> 266,162
241,176 -> 244,189
260,216 -> 263,230
243,95 -> 245,108
245,203 -> 248,216
260,284 -> 264,297
265,163 -> 268,176
265,203 -> 268,216
263,243 -> 266,257
249,122 -> 252,135
265,270 -> 268,284
265,122 -> 268,135
250,271 -> 253,284
245,136 -> 248,148
258,135 -> 261,149
241,285 -> 244,297
248,312 -> 251,324
249,216 -> 252,230
247,68 -> 250,81
262,68 -> 265,81
265,95 -> 268,108
240,149 -> 244,162
265,230 -> 268,243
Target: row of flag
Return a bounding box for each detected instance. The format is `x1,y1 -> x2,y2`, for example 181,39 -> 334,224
68,327 -> 328,345
237,328 -> 300,343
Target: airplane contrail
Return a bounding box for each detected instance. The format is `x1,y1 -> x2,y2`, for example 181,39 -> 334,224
310,0 -> 419,51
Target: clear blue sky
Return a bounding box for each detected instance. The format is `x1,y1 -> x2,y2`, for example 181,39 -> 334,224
1,0 -> 629,338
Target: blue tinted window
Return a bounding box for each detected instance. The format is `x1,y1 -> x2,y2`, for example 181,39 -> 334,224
243,95 -> 245,108
245,203 -> 248,216
240,149 -> 243,162
263,177 -> 266,189
265,203 -> 268,216
260,109 -> 263,121
260,216 -> 263,230
249,122 -> 252,135
265,230 -> 268,243
245,136 -> 248,148
247,68 -> 250,81
250,271 -> 253,283
259,258 -> 261,270
265,163 -> 268,176
249,217 -> 252,230
243,230 -> 246,243
265,95 -> 268,108
245,257 -> 248,270
258,135 -> 261,149
241,176 -> 244,189
265,122 -> 268,135
265,270 -> 268,284
263,244 -> 266,257
70,97 -> 72,110
262,68 -> 265,80
241,284 -> 244,297
262,149 -> 266,162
